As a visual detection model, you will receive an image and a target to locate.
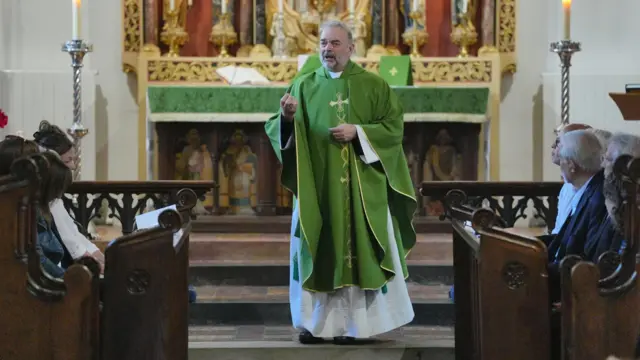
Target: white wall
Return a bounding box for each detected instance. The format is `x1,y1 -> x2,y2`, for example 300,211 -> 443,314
0,0 -> 138,180
1,0 -> 639,181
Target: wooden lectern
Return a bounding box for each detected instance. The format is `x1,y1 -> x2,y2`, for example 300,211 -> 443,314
609,93 -> 640,121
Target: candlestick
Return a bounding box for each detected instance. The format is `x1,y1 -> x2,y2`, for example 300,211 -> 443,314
72,0 -> 81,40
210,12 -> 238,58
450,12 -> 476,58
550,40 -> 581,127
222,0 -> 228,14
278,0 -> 284,13
61,39 -> 92,180
562,0 -> 571,39
161,8 -> 189,56
402,10 -> 428,58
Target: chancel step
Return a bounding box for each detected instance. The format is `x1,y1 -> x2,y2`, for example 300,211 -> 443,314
187,232 -> 453,263
187,325 -> 454,360
190,215 -> 451,234
189,262 -> 452,287
189,285 -> 453,326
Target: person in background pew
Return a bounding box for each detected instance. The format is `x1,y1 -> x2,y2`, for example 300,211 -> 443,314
589,128 -> 613,150
549,123 -> 592,235
0,137 -> 68,277
587,133 -> 640,263
33,121 -> 105,272
542,130 -> 608,301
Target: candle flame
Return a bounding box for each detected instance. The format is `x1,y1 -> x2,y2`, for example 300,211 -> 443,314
74,0 -> 81,7
562,0 -> 571,9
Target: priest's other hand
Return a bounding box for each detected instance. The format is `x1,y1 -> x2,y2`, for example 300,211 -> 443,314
329,124 -> 357,143
280,93 -> 298,121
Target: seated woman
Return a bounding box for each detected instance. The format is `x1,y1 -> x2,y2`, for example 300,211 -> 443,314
33,121 -> 105,271
36,152 -> 75,278
0,136 -> 67,278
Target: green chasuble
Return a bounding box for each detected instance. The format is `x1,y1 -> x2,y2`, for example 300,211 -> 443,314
264,61 -> 417,293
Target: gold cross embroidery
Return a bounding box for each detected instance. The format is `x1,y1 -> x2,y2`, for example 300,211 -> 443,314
344,252 -> 356,268
329,92 -> 349,113
389,67 -> 398,76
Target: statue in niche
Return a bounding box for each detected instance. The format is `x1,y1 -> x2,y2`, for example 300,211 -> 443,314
265,0 -> 371,55
218,130 -> 258,215
423,128 -> 462,216
175,129 -> 214,214
276,164 -> 293,211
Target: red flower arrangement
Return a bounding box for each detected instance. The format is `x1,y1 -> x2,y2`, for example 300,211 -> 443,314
0,109 -> 7,129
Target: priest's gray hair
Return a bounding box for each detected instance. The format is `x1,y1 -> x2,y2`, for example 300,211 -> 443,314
558,129 -> 603,173
588,128 -> 613,150
608,132 -> 640,160
319,20 -> 354,44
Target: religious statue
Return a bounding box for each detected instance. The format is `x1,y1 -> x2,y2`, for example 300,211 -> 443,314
423,128 -> 462,216
218,130 -> 258,215
176,129 -> 214,212
265,0 -> 371,55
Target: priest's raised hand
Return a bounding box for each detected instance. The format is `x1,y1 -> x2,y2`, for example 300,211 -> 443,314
280,93 -> 297,121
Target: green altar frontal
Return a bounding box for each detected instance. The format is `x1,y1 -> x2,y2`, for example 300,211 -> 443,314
147,86 -> 490,123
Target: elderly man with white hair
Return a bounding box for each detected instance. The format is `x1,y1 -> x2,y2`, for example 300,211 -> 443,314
602,132 -> 640,176
543,130 -> 608,293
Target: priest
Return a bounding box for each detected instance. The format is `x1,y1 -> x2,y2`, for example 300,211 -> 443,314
264,20 -> 417,345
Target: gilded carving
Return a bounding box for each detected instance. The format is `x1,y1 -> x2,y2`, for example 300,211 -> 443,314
123,0 -> 142,53
412,61 -> 492,83
497,0 -> 515,53
146,58 -> 493,83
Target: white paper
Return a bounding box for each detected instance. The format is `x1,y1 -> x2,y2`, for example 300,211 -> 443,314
135,204 -> 178,230
216,66 -> 271,85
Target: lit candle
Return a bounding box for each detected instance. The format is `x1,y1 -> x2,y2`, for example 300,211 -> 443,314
221,0 -> 227,13
278,0 -> 283,13
169,0 -> 175,11
72,0 -> 81,40
348,0 -> 355,13
562,0 -> 571,39
412,0 -> 419,12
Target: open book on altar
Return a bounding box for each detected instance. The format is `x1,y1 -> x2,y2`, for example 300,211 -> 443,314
216,65 -> 271,85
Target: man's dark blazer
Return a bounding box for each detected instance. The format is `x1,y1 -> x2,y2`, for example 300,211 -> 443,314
583,215 -> 625,263
540,170 -> 608,301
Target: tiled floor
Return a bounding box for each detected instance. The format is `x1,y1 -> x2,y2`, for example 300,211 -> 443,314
188,325 -> 454,342
194,284 -> 451,302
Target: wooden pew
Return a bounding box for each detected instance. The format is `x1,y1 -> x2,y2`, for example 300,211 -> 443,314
100,189 -> 196,360
443,189 -> 551,360
559,155 -> 640,360
0,154 -> 101,360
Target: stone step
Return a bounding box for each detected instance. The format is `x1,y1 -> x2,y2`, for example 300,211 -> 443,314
189,285 -> 453,327
191,216 -> 451,234
189,261 -> 453,287
188,325 -> 454,360
187,233 -> 452,264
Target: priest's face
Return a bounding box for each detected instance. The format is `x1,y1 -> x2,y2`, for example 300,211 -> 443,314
319,26 -> 354,72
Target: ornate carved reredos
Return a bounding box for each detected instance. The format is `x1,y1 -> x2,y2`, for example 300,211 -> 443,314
265,0 -> 371,55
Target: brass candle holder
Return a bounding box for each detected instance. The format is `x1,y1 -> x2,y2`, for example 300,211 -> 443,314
401,10 -> 428,58
450,13 -> 477,58
210,12 -> 238,58
160,9 -> 189,57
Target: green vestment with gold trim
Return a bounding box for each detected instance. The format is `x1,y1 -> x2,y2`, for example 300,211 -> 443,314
264,61 -> 417,293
